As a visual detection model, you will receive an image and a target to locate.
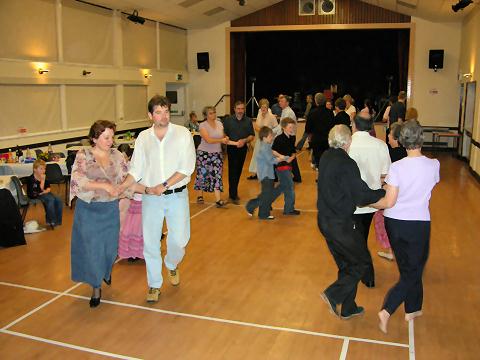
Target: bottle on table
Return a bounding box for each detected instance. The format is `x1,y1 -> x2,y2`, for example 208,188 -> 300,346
48,143 -> 53,154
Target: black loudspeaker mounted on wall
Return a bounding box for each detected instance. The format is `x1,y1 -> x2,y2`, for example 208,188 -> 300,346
429,49 -> 444,72
197,52 -> 210,72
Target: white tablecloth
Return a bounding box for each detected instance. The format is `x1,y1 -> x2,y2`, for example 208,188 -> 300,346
0,159 -> 68,178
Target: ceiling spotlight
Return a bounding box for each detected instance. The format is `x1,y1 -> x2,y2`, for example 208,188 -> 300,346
144,73 -> 152,79
127,10 -> 145,24
237,0 -> 246,6
452,0 -> 473,12
38,69 -> 49,74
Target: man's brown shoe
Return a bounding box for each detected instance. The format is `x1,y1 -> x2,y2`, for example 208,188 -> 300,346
168,268 -> 180,286
146,287 -> 160,303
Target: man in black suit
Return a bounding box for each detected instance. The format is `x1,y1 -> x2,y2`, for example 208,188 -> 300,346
305,93 -> 335,169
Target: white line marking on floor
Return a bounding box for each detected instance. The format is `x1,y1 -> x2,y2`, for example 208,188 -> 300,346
190,203 -> 215,219
0,281 -> 409,349
0,329 -> 141,360
0,282 -> 82,331
408,320 -> 416,360
339,338 -> 349,360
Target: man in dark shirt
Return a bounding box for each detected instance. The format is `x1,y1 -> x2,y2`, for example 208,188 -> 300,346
388,90 -> 406,124
223,101 -> 255,204
305,93 -> 335,169
272,117 -> 299,215
317,125 -> 385,320
334,98 -> 351,128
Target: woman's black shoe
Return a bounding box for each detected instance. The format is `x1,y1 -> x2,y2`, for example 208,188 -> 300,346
103,277 -> 111,286
89,289 -> 101,308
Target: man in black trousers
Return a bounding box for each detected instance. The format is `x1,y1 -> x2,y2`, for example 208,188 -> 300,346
317,125 -> 385,320
223,101 -> 255,205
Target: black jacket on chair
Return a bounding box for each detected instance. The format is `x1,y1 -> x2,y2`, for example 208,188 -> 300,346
0,189 -> 26,247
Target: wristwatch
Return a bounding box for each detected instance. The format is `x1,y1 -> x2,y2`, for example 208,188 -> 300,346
162,181 -> 169,190
145,186 -> 150,194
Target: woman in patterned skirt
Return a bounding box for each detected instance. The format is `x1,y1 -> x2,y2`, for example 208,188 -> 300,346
194,106 -> 230,207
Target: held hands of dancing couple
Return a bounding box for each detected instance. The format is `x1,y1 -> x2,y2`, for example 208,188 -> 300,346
116,172 -> 188,197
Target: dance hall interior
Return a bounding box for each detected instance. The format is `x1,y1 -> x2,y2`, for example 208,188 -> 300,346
0,0 -> 479,359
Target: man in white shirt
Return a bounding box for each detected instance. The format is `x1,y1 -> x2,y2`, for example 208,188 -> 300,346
118,95 -> 196,303
279,94 -> 297,123
348,115 -> 391,288
278,95 -> 301,182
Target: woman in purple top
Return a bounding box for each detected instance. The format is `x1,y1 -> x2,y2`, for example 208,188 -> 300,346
373,120 -> 440,333
194,106 -> 230,207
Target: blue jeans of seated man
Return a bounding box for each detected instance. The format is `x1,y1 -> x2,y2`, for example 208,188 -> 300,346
273,169 -> 295,214
142,189 -> 190,289
39,193 -> 63,225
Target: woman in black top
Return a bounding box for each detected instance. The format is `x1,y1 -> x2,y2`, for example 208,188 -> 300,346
388,122 -> 407,162
27,159 -> 63,228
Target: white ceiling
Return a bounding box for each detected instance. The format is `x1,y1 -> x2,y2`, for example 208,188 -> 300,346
86,0 -> 476,29
361,0 -> 475,23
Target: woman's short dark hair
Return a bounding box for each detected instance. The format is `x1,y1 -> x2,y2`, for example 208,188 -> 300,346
335,98 -> 346,110
390,122 -> 402,140
258,126 -> 273,140
148,95 -> 171,114
88,120 -> 116,146
399,120 -> 424,149
353,115 -> 372,131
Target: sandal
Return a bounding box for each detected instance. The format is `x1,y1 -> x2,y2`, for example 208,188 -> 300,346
216,200 -> 226,208
197,196 -> 204,204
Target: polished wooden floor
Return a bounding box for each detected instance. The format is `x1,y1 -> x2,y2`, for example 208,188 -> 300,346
0,150 -> 479,359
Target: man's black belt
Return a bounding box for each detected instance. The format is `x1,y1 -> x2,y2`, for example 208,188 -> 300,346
163,185 -> 186,195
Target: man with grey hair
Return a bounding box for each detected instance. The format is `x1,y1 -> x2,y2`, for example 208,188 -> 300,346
317,125 -> 385,320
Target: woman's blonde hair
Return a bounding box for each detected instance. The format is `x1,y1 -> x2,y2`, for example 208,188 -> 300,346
258,98 -> 269,108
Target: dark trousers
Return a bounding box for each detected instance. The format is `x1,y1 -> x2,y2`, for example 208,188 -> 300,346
352,212 -> 375,284
383,218 -> 430,315
318,216 -> 370,315
246,178 -> 279,218
39,193 -> 63,225
227,145 -> 247,200
291,158 -> 302,182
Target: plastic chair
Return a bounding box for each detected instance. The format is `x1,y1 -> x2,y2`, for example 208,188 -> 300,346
45,163 -> 68,204
11,175 -> 49,227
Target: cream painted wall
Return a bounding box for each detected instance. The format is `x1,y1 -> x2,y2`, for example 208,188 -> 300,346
459,7 -> 480,174
0,0 -> 188,150
409,17 -> 462,127
186,22 -> 229,118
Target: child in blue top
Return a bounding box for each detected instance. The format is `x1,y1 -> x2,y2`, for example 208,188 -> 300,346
246,127 -> 288,219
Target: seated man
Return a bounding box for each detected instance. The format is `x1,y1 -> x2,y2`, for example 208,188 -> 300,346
26,159 -> 63,228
